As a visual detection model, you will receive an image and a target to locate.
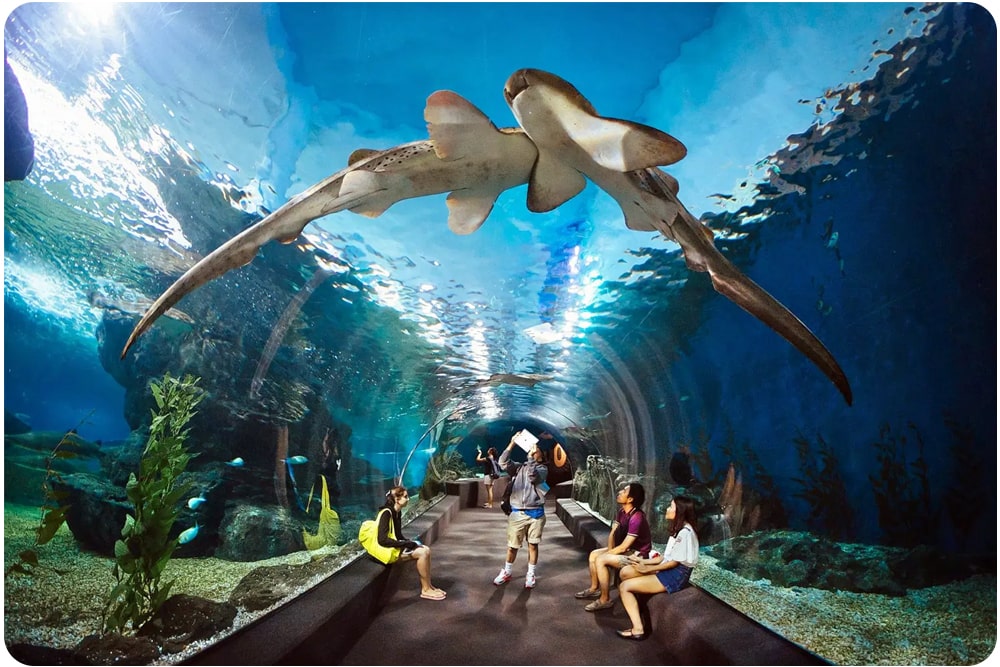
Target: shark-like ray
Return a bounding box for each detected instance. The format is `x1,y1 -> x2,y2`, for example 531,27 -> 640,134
504,68 -> 852,405
121,91 -> 540,357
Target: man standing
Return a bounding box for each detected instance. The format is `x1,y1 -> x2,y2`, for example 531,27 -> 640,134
574,482 -> 651,611
492,433 -> 549,589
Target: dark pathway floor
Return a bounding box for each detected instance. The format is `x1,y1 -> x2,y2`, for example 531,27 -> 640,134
342,499 -> 695,665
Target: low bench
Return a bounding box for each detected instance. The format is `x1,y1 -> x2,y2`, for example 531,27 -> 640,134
554,498 -> 828,665
185,494 -> 461,665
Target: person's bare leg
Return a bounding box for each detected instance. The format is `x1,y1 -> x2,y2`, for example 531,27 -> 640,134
595,552 -> 622,602
586,547 -> 608,591
619,575 -> 666,634
527,542 -> 538,565
415,546 -> 443,595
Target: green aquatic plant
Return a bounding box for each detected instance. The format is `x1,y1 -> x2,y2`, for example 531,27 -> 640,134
103,373 -> 203,635
792,430 -> 854,540
303,474 -> 341,549
688,430 -> 716,484
718,429 -> 788,530
943,415 -> 988,548
419,449 -> 474,499
4,415 -> 94,578
869,421 -> 932,547
718,463 -> 761,536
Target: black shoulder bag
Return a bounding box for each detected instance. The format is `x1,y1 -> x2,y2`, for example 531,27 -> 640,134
500,466 -> 516,515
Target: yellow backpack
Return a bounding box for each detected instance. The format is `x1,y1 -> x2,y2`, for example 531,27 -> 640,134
358,508 -> 401,564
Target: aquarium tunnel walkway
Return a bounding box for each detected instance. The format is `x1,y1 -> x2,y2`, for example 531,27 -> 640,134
187,480 -> 828,666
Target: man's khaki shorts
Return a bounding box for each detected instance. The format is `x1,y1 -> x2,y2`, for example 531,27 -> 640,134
507,510 -> 546,548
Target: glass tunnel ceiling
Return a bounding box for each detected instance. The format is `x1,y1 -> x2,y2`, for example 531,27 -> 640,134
5,5 -> 996,662
5,3 -> 937,449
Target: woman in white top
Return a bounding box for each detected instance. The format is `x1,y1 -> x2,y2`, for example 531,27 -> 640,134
614,495 -> 699,640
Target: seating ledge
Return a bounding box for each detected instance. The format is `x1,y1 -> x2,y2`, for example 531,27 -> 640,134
184,495 -> 461,665
554,498 -> 828,666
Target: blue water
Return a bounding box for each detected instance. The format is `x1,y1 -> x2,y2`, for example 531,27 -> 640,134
2,3 -> 996,661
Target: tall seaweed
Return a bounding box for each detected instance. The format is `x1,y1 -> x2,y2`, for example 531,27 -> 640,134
719,430 -> 788,530
942,416 -> 985,549
868,421 -> 932,547
4,414 -> 93,578
793,430 -> 854,540
103,373 -> 203,635
419,449 -> 474,499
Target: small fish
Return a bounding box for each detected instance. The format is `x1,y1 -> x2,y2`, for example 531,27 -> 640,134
284,455 -> 308,465
178,523 -> 199,544
187,496 -> 206,509
226,457 -> 244,467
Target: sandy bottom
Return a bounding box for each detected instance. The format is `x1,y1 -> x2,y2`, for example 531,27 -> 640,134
4,504 -> 996,665
692,555 -> 996,665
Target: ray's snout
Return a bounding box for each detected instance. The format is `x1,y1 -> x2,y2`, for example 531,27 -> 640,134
503,69 -> 532,105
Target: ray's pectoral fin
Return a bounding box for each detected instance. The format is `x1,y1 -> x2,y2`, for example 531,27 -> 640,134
339,170 -> 391,218
708,257 -> 853,406
527,152 -> 586,213
425,90 -> 500,160
573,117 -> 687,172
645,170 -> 851,405
424,90 -> 539,233
445,190 -> 497,235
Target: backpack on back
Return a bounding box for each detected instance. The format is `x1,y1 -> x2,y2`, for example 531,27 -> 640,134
358,508 -> 401,564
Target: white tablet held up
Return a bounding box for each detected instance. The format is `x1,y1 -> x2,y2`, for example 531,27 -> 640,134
513,429 -> 539,452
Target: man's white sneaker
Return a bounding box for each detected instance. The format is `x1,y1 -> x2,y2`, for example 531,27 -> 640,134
524,572 -> 537,589
493,569 -> 512,586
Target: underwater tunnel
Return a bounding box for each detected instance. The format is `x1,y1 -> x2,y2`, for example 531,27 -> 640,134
2,3 -> 996,665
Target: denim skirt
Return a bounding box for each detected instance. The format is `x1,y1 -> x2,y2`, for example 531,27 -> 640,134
655,564 -> 692,593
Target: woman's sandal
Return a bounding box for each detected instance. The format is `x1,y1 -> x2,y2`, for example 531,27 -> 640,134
420,589 -> 447,601
616,629 -> 647,641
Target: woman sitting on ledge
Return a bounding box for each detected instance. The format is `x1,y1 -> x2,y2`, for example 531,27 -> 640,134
378,486 -> 447,601
614,495 -> 699,640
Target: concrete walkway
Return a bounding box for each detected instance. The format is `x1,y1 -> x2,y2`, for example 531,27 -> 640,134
341,499 -> 697,665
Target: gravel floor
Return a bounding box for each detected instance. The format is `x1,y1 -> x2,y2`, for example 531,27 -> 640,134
4,503 -> 995,665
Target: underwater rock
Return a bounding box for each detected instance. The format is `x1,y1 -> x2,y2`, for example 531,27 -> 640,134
7,644 -> 88,665
52,472 -> 131,556
171,466 -> 232,558
4,456 -> 48,505
669,450 -> 697,485
229,559 -> 335,611
101,430 -> 145,487
137,593 -> 237,653
4,430 -> 108,506
75,632 -> 160,665
704,530 -> 986,596
5,409 -> 31,434
215,503 -> 304,561
888,544 -> 996,588
572,455 -> 632,519
5,430 -> 104,459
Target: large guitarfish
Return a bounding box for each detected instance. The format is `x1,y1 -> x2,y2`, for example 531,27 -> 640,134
121,91 -> 544,357
504,68 -> 852,405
